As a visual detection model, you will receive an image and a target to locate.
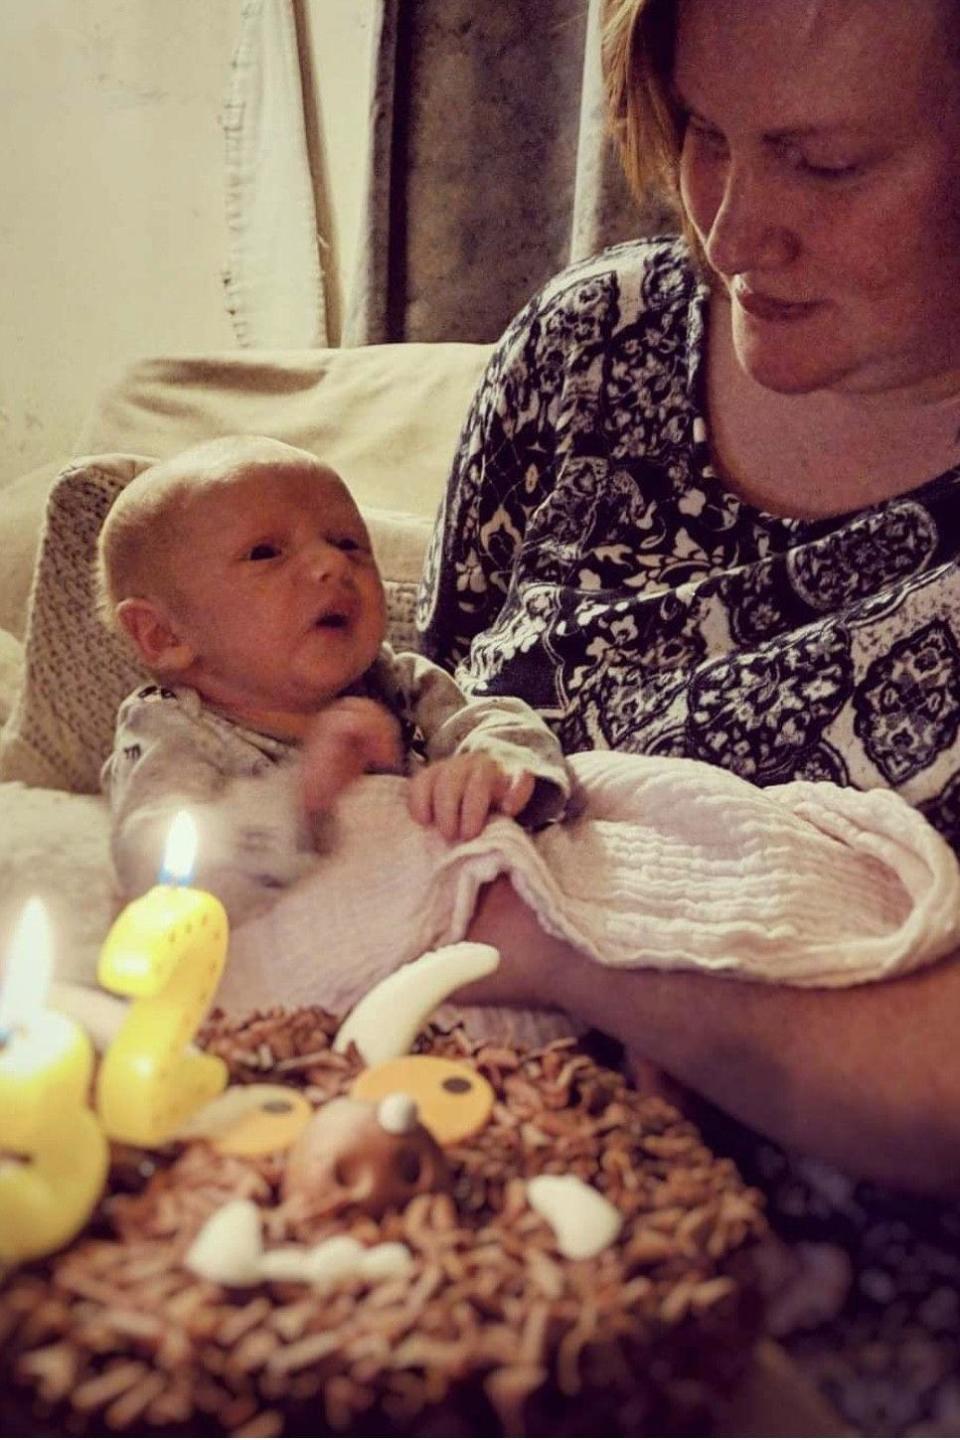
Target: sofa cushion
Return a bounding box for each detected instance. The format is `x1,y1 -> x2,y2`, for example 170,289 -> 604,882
0,459 -> 70,640
76,344 -> 492,518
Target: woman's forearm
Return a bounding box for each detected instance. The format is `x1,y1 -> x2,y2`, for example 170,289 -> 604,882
464,877 -> 960,1195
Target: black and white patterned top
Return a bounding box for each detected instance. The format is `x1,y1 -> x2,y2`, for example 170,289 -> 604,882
419,236 -> 960,1434
417,237 -> 960,852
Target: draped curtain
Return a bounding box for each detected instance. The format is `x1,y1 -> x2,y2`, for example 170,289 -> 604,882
343,0 -> 674,345
223,0 -> 329,348
222,0 -> 673,350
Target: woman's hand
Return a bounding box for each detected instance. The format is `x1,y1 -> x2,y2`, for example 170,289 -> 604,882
408,753 -> 535,841
300,697 -> 404,814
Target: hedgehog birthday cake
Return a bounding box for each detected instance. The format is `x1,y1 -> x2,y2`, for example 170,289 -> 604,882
0,942 -> 768,1437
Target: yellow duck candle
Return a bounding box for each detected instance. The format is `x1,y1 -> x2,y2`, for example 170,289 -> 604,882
0,899 -> 108,1265
96,810 -> 229,1147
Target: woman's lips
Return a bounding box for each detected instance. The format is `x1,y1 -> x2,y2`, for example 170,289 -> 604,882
734,286 -> 820,323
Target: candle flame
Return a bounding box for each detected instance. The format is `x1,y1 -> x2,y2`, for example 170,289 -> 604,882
0,897 -> 53,1031
159,810 -> 198,885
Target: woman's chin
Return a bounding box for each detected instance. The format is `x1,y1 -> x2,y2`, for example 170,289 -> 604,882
732,311 -> 851,395
737,343 -> 847,397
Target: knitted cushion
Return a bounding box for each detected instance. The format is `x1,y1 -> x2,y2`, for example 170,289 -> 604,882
0,456 -> 433,794
0,628 -> 24,728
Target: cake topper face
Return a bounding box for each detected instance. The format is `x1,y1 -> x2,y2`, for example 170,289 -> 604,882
282,1093 -> 450,1219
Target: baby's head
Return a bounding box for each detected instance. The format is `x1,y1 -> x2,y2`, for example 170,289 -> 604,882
97,435 -> 387,735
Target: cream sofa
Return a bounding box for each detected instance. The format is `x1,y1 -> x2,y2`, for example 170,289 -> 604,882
0,342 -> 491,985
0,344 -> 493,768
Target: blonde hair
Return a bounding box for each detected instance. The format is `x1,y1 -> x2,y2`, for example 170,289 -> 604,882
96,435 -> 321,633
603,0 -> 682,214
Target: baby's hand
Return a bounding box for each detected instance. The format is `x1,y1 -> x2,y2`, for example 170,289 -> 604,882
301,697 -> 403,814
408,753 -> 534,842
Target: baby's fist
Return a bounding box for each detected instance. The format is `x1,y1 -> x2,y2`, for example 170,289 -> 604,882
408,753 -> 534,841
301,697 -> 403,814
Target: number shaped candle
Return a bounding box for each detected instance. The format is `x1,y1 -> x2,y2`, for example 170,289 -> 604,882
96,811 -> 229,1147
0,899 -> 108,1264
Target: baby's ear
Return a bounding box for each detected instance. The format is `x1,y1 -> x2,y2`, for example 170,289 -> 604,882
115,597 -> 195,674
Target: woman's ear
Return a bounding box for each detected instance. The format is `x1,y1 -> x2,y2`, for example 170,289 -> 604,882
115,597 -> 196,674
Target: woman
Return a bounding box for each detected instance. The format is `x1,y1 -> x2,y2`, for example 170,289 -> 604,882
418,0 -> 960,1200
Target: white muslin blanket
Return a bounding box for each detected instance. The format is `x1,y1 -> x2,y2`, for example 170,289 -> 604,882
216,752 -> 960,1029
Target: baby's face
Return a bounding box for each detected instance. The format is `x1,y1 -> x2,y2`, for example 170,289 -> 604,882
165,460 -> 387,722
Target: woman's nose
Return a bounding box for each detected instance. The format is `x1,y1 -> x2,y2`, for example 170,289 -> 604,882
703,163 -> 797,278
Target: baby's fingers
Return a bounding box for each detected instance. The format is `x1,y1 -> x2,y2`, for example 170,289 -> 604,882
407,764 -> 438,828
427,758 -> 490,841
408,757 -> 496,841
497,770 -> 535,818
301,738 -> 367,814
456,761 -> 499,841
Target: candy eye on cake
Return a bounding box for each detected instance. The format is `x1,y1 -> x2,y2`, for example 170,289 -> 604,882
172,1081 -> 313,1157
351,1054 -> 495,1145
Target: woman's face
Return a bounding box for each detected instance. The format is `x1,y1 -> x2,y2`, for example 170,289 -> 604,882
674,0 -> 960,398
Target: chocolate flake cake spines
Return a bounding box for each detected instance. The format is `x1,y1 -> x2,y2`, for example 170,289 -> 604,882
0,1009 -> 767,1437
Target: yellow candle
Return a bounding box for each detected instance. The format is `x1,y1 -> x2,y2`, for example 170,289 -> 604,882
96,811 -> 229,1147
0,899 -> 108,1264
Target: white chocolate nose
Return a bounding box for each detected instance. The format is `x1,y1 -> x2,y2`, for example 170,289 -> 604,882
376,1092 -> 419,1134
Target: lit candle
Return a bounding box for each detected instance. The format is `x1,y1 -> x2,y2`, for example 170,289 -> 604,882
96,810 -> 229,1147
0,899 -> 108,1264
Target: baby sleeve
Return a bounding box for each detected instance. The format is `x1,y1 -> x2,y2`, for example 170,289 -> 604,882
378,649 -> 573,827
102,686 -> 318,922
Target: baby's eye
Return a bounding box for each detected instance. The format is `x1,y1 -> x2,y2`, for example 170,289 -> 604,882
245,542 -> 281,561
334,536 -> 362,552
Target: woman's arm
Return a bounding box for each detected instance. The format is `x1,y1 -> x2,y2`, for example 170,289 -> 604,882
462,876 -> 960,1197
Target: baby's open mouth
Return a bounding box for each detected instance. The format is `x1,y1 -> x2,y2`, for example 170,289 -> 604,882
314,611 -> 348,629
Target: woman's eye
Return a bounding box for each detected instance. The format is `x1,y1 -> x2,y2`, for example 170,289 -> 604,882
802,161 -> 861,181
781,144 -> 861,180
246,542 -> 280,561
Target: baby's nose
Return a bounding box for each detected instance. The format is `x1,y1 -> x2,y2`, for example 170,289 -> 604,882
304,539 -> 348,580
